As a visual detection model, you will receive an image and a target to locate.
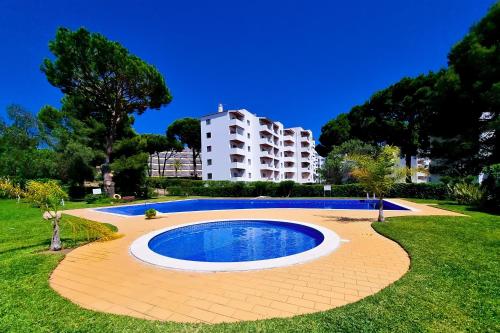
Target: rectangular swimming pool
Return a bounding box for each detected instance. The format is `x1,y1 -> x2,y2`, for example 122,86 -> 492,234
95,198 -> 410,216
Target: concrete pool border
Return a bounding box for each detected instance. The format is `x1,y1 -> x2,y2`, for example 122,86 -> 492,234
93,198 -> 415,218
130,218 -> 342,272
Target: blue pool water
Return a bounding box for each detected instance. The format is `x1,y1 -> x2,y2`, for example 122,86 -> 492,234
96,198 -> 408,216
148,220 -> 324,262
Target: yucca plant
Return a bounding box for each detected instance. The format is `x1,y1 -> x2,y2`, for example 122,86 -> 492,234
346,145 -> 408,222
24,180 -> 68,251
448,182 -> 483,206
172,158 -> 182,178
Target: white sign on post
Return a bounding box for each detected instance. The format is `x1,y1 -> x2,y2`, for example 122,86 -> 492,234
92,188 -> 102,195
323,185 -> 332,197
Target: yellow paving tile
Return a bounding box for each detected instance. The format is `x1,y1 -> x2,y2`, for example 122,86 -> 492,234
51,200 -> 460,323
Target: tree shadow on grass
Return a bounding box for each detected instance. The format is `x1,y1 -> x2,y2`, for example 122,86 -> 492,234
0,241 -> 51,256
314,215 -> 373,223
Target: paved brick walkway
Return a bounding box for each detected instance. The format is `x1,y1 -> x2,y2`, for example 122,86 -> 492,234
51,199 -> 460,323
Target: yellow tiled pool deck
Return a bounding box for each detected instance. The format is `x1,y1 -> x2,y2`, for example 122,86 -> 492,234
52,199 -> 461,323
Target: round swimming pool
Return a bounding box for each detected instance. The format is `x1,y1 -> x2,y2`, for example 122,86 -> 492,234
130,219 -> 341,272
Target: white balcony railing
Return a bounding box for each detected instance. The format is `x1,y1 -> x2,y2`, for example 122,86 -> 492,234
260,125 -> 273,133
230,147 -> 246,155
229,132 -> 245,142
230,162 -> 246,169
259,138 -> 273,146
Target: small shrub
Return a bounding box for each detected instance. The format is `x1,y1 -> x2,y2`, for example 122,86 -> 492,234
145,208 -> 157,219
0,178 -> 23,199
84,194 -> 110,204
277,181 -> 295,197
448,182 -> 483,206
480,164 -> 500,211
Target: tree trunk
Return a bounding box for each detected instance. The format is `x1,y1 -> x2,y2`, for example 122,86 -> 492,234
161,152 -> 168,177
378,197 -> 385,222
51,217 -> 62,251
405,153 -> 413,183
161,150 -> 173,177
103,135 -> 115,196
192,149 -> 197,179
148,155 -> 153,177
156,153 -> 161,177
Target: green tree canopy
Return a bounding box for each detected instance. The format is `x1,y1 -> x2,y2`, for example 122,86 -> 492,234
448,2 -> 500,165
166,118 -> 201,179
320,140 -> 377,184
346,145 -> 407,222
42,27 -> 172,194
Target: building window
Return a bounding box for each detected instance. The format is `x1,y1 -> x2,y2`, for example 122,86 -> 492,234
248,172 -> 252,178
207,145 -> 212,152
207,159 -> 212,166
206,119 -> 211,125
207,173 -> 212,180
248,146 -> 251,152
248,159 -> 251,165
247,120 -> 250,125
206,132 -> 211,138
247,133 -> 250,139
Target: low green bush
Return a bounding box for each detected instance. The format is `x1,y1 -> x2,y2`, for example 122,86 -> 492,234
480,164 -> 500,211
84,194 -> 110,204
145,208 -> 157,219
151,178 -> 447,199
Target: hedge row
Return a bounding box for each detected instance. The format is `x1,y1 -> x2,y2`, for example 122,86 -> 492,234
146,178 -> 448,199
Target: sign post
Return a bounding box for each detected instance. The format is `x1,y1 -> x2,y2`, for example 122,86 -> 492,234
323,185 -> 332,197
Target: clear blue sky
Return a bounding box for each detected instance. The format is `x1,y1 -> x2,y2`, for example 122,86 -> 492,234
0,0 -> 495,138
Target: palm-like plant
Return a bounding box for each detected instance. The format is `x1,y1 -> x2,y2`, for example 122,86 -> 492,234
25,180 -> 68,250
173,158 -> 182,177
346,145 -> 407,222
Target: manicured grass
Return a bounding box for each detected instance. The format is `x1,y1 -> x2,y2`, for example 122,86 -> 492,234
61,195 -> 203,210
0,199 -> 498,332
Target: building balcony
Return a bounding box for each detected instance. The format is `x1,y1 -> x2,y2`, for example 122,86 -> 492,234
260,149 -> 273,157
259,138 -> 273,146
283,156 -> 295,163
260,163 -> 275,171
283,134 -> 294,142
229,132 -> 246,142
230,162 -> 246,170
230,172 -> 245,180
260,125 -> 273,134
229,147 -> 246,156
229,118 -> 244,127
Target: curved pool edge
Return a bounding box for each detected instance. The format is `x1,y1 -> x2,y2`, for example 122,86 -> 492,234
94,198 -> 412,217
130,218 -> 342,272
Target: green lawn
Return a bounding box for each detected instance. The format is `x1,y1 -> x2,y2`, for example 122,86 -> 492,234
61,195 -> 203,210
0,199 -> 498,332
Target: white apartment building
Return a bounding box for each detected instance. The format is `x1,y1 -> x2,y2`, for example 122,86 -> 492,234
149,148 -> 202,178
399,156 -> 435,183
200,106 -> 317,183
